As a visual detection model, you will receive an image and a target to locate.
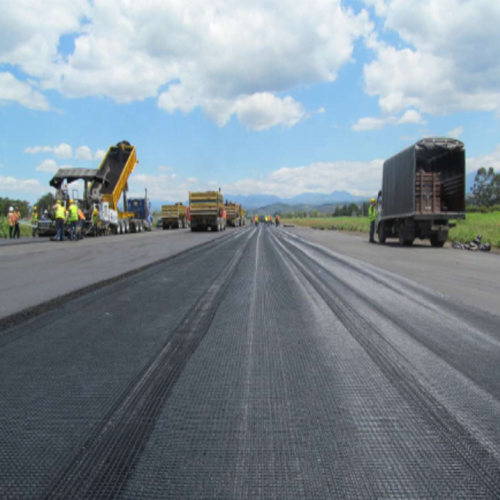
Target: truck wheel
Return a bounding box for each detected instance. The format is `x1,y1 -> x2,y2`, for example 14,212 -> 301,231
430,235 -> 446,248
378,222 -> 386,244
399,229 -> 414,247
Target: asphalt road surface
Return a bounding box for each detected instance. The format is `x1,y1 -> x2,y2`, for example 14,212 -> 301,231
1,225 -> 499,498
0,228 -> 229,322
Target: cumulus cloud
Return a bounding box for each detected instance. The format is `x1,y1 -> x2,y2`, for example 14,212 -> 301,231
467,145 -> 500,174
35,159 -> 59,173
223,159 -> 384,198
24,142 -> 73,158
130,172 -> 195,202
352,109 -> 425,131
0,174 -> 44,194
75,145 -> 93,161
94,149 -> 106,161
0,0 -> 372,126
447,126 -> 463,139
0,72 -> 50,111
364,1 -> 500,115
352,117 -> 386,132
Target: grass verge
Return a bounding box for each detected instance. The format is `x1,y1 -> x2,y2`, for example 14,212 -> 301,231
282,212 -> 500,248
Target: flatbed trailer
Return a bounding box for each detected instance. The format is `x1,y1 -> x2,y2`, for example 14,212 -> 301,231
189,191 -> 227,232
377,137 -> 466,247
162,203 -> 187,229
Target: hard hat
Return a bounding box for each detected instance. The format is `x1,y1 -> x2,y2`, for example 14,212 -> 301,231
9,207 -> 13,212
34,206 -> 37,209
371,198 -> 375,203
69,199 -> 74,204
57,200 -> 62,205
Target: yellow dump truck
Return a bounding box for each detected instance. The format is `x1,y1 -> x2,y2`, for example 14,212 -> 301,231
189,191 -> 227,232
225,202 -> 243,227
161,203 -> 187,229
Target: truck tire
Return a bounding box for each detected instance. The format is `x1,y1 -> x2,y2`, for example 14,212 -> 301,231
399,228 -> 414,247
378,222 -> 387,244
430,235 -> 446,248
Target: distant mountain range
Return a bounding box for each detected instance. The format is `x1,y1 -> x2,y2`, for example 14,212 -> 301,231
225,190 -> 367,209
150,174 -> 478,214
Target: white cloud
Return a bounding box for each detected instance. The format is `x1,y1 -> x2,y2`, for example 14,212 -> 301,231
75,145 -> 93,161
398,110 -> 426,125
0,72 -> 50,111
235,93 -> 306,131
447,126 -> 463,139
24,146 -> 54,154
35,159 -> 59,173
352,117 -> 386,132
353,109 -> 426,131
94,149 -> 106,161
130,173 -> 194,202
0,0 -> 373,127
157,166 -> 174,172
24,142 -> 73,158
0,174 -> 44,194
364,1 -> 500,115
223,159 -> 384,198
467,145 -> 500,174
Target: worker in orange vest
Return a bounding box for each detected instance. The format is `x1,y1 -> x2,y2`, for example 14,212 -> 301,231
77,205 -> 86,240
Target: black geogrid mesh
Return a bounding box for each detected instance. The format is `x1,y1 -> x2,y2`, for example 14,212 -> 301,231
1,226 -> 499,498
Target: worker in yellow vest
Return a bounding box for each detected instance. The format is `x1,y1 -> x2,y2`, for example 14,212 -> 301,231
31,206 -> 39,237
92,208 -> 99,237
369,197 -> 377,243
53,200 -> 66,241
67,199 -> 79,241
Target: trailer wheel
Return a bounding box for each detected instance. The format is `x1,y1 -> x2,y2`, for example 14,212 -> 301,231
399,230 -> 414,246
430,235 -> 446,248
378,222 -> 386,244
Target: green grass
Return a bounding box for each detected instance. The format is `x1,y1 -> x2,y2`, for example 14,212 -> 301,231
282,212 -> 500,248
0,217 -> 35,239
449,212 -> 500,247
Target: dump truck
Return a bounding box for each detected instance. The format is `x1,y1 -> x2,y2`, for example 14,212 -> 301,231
189,191 -> 226,232
161,203 -> 188,229
225,202 -> 243,227
376,137 -> 466,247
42,141 -> 150,236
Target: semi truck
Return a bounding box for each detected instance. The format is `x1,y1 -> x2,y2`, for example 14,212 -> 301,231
225,202 -> 243,227
161,203 -> 188,229
40,141 -> 151,237
376,137 -> 466,247
189,191 -> 227,232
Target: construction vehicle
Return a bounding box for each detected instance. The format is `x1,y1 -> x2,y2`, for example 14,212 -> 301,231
376,138 -> 466,247
161,203 -> 188,229
41,141 -> 150,237
189,191 -> 227,232
225,202 -> 243,227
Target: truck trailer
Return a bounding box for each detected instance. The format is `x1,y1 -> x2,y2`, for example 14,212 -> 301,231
225,202 -> 243,227
161,203 -> 187,229
377,138 -> 466,247
189,191 -> 227,232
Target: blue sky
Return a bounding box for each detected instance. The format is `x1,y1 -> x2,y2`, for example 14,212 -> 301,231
1,0 -> 500,203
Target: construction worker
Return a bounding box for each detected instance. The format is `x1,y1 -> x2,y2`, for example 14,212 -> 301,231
92,207 -> 99,237
13,207 -> 21,238
53,200 -> 66,241
31,206 -> 39,237
7,207 -> 15,239
275,214 -> 280,227
254,215 -> 259,226
369,197 -> 377,243
67,199 -> 79,241
77,205 -> 86,240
